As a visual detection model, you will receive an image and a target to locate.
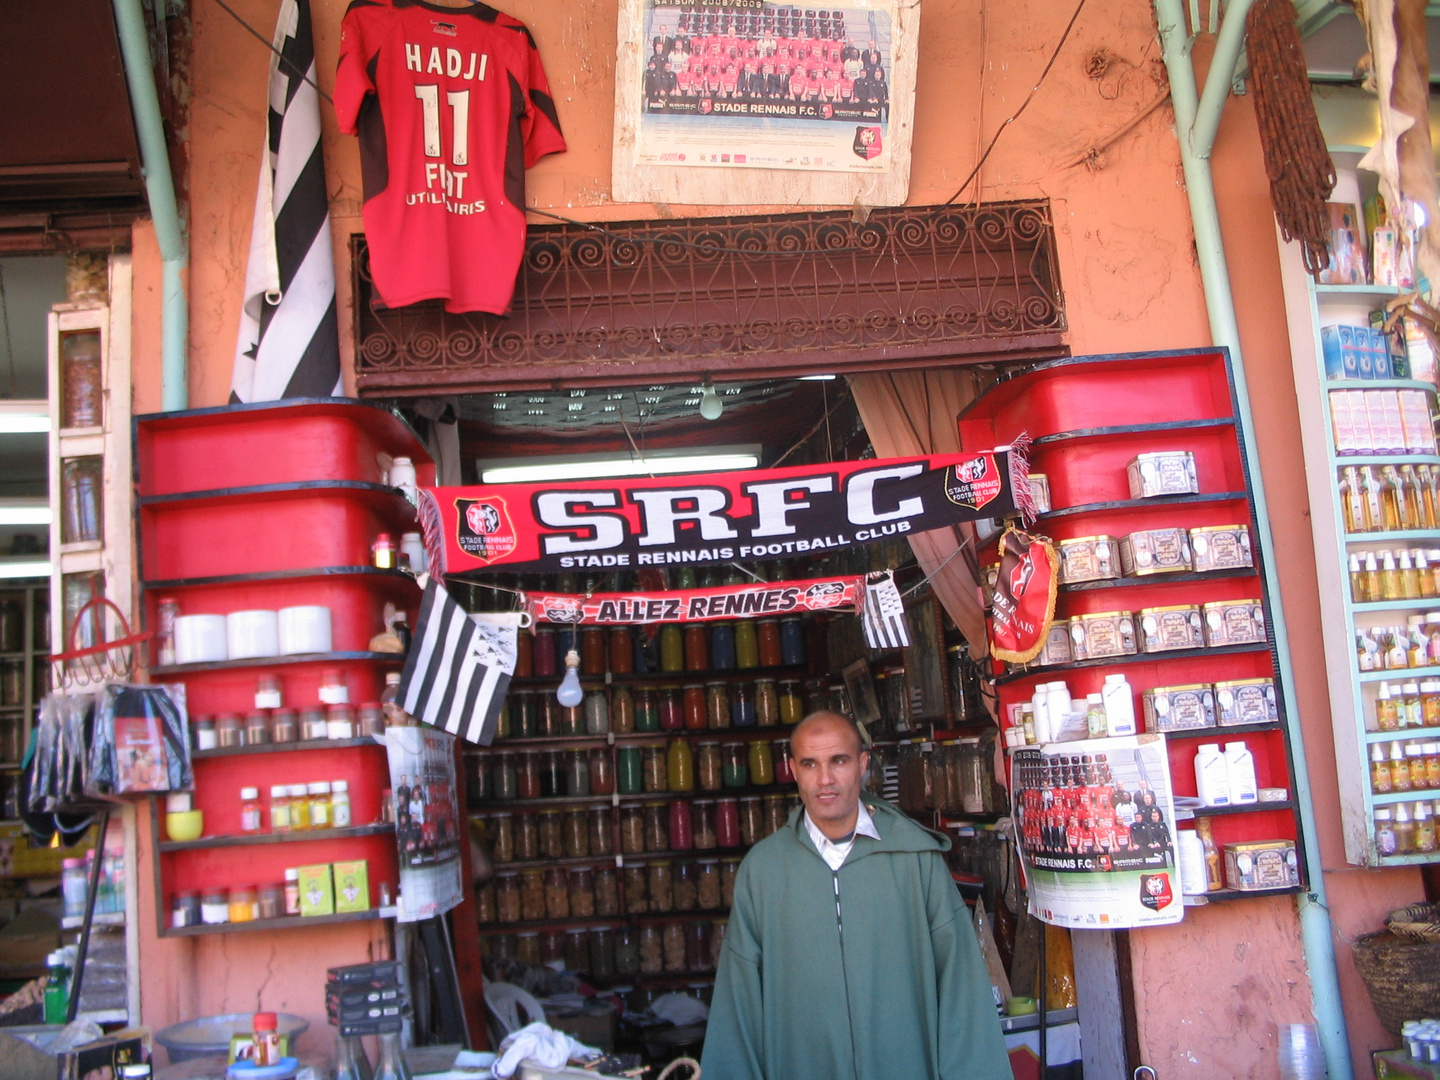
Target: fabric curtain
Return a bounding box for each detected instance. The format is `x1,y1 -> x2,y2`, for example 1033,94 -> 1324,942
847,368 -> 994,658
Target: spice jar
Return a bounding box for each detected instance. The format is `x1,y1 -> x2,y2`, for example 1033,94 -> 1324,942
475,881 -> 496,923
668,738 -> 695,792
560,703 -> 584,737
686,920 -> 712,972
755,679 -> 779,727
484,811 -> 514,863
624,863 -> 649,914
515,812 -> 540,862
774,740 -> 793,784
566,749 -> 591,797
595,866 -> 621,916
673,860 -> 698,911
171,891 -> 201,928
723,742 -> 749,788
659,686 -> 683,731
669,799 -> 694,850
201,889 -> 230,925
720,857 -> 741,906
581,627 -> 606,675
241,787 -> 263,833
683,684 -> 707,730
539,809 -> 564,859
684,625 -> 709,672
664,922 -> 687,972
532,627 -> 557,678
735,620 -> 760,669
489,934 -> 517,963
620,805 -> 646,854
491,753 -> 518,801
643,743 -> 669,792
640,925 -> 663,973
544,866 -> 569,918
326,704 -> 355,740
618,745 -> 644,795
616,926 -> 641,975
590,926 -> 617,978
609,627 -> 634,675
611,685 -> 635,734
309,782 -> 332,828
780,617 -> 806,666
192,716 -> 218,751
516,932 -> 541,966
649,860 -> 675,912
228,886 -> 257,923
319,667 -> 349,705
569,866 -> 596,917
585,689 -> 610,735
757,620 -> 782,667
779,681 -> 803,725
660,625 -> 685,672
520,869 -> 546,920
731,681 -> 757,727
697,859 -> 722,909
739,797 -> 764,846
635,688 -> 660,733
541,751 -> 565,798
563,808 -> 590,858
706,682 -> 731,730
541,930 -> 565,965
697,741 -> 723,790
538,696 -> 561,738
644,801 -> 669,852
218,713 -> 245,748
564,928 -> 590,974
711,622 -> 737,671
711,918 -> 728,968
245,709 -> 273,745
716,798 -> 741,849
517,751 -> 542,800
299,708 -> 328,742
749,740 -> 775,785
269,785 -> 291,832
271,708 -> 299,743
589,804 -> 614,856
678,791 -> 715,854
763,793 -> 788,837
289,784 -> 311,829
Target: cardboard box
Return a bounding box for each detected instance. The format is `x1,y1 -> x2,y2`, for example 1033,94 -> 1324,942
298,864 -> 335,917
1376,1048 -> 1440,1078
58,1034 -> 149,1080
333,859 -> 370,914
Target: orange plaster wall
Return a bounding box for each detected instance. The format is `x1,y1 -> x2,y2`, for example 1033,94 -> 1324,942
128,0 -> 1424,1073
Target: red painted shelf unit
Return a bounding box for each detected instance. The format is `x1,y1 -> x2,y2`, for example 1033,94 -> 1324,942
958,349 -> 1307,897
136,399 -> 434,937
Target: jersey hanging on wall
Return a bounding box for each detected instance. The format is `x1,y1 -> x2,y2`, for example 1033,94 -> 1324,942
335,0 -> 566,315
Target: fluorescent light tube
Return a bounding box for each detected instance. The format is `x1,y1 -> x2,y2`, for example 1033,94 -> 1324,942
0,506 -> 52,525
0,560 -> 51,579
482,450 -> 761,484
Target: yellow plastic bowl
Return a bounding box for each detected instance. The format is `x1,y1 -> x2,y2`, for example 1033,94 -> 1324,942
1006,996 -> 1038,1017
166,809 -> 205,842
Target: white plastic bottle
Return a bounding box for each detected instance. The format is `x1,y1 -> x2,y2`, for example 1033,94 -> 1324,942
1194,743 -> 1231,806
1031,685 -> 1051,744
1101,674 -> 1137,736
1223,741 -> 1258,804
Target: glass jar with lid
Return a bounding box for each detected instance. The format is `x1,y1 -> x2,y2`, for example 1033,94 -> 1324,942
538,696 -> 561,738
544,866 -> 569,919
649,860 -> 675,912
564,928 -> 591,974
660,625 -> 685,672
669,798 -> 694,850
640,924 -> 663,973
686,920 -> 712,972
684,684 -> 707,730
696,741 -> 723,790
589,804 -> 614,856
659,686 -> 684,731
589,926 -> 617,979
739,797 -> 764,846
588,747 -> 615,796
749,740 -> 775,785
569,866 -> 596,917
773,739 -> 793,784
517,751 -> 542,799
643,743 -> 669,792
620,805 -> 646,854
595,866 -> 621,916
762,793 -> 788,837
684,624 -> 709,672
541,930 -> 565,965
514,812 -> 540,862
611,685 -> 635,734
755,679 -> 780,727
691,799 -> 718,850
720,857 -> 741,907
218,713 -> 246,748
779,617 -> 806,666
778,680 -> 804,725
475,881 -> 497,923
610,627 -> 634,675
663,922 -> 687,972
519,869 -> 546,920
635,688 -> 660,733
615,925 -> 641,976
584,689 -> 610,735
540,751 -> 565,797
244,710 -> 271,746
566,749 -> 591,796
490,812 -> 516,863
617,745 -> 643,795
516,932 -> 541,966
730,681 -> 757,727
711,621 -> 737,671
511,689 -> 538,738
581,627 -> 606,675
538,808 -> 564,858
563,808 -> 590,858
623,863 -> 648,914
643,800 -> 669,851
757,619 -> 782,667
495,873 -> 522,923
705,682 -> 730,730
491,753 -> 518,801
696,859 -> 722,909
673,860 -> 698,911
560,703 -> 584,737
735,621 -> 760,669
668,739 -> 695,792
716,798 -> 741,848
722,742 -> 749,788
710,918 -> 728,968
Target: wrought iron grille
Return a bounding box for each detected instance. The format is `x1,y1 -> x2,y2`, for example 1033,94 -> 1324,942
353,200 -> 1066,394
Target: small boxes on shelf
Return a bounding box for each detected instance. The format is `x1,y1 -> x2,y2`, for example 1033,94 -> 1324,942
1222,839 -> 1300,891
298,864 -> 335,917
1127,452 -> 1199,499
1120,527 -> 1192,577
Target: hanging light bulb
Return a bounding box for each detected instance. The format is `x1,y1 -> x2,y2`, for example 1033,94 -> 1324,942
556,648 -> 585,707
699,383 -> 724,421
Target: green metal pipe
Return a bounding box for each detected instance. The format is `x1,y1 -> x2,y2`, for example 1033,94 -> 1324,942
112,0 -> 189,411
1155,2 -> 1355,1079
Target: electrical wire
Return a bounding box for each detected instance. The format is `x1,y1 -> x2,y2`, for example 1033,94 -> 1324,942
207,0 -> 334,103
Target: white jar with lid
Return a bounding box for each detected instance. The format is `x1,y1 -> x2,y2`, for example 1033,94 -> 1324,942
331,780 -> 352,827
309,781 -> 333,828
389,457 -> 417,497
400,531 -> 427,573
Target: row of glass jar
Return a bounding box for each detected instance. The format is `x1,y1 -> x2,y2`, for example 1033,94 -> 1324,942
192,704 -> 384,751
478,856 -> 738,924
1356,619 -> 1440,672
474,739 -> 796,802
1348,549 -> 1440,603
890,734 -> 1005,817
477,792 -> 798,863
495,679 -> 809,740
480,918 -> 727,978
1374,801 -> 1440,855
522,619 -> 806,680
1370,740 -> 1440,794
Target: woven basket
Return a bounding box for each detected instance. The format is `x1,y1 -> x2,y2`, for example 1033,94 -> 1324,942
1387,903 -> 1440,943
1352,931 -> 1440,1038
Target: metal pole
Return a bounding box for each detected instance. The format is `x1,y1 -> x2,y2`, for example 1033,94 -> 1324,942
66,810 -> 111,1023
1155,3 -> 1355,1078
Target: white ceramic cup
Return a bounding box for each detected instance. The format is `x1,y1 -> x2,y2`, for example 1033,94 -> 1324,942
173,614 -> 227,665
278,605 -> 332,655
226,610 -> 279,659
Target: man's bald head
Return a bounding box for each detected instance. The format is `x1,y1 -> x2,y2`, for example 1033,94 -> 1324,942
790,710 -> 870,839
792,710 -> 865,755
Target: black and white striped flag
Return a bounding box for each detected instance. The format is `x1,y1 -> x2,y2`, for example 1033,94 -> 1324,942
862,571 -> 911,651
230,0 -> 341,403
398,581 -> 519,746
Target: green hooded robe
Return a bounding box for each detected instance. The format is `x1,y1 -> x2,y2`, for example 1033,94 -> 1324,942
700,798 -> 1013,1080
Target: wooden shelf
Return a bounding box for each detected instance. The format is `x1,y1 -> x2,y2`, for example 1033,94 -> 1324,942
157,821 -> 394,852
164,906 -> 397,938
996,642 -> 1272,685
1343,529 -> 1440,544
476,724 -> 805,749
192,736 -> 384,759
1334,453 -> 1440,467
476,907 -> 731,935
1031,417 -> 1234,447
508,664 -> 809,688
1156,721 -> 1283,741
469,782 -> 796,810
1351,597 -> 1440,613
1180,800 -> 1294,818
1060,568 -> 1257,593
480,846 -> 750,873
1187,884 -> 1305,904
151,650 -> 404,676
143,565 -> 421,591
1365,725 -> 1440,743
1358,666 -> 1440,683
139,479 -> 415,512
1039,491 -> 1249,522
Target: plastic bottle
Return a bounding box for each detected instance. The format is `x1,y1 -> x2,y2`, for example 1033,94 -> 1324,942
1406,683 -> 1426,728
269,785 -> 291,833
1223,741 -> 1257,804
1375,808 -> 1399,856
1085,694 -> 1107,739
331,780 -> 352,828
1417,801 -> 1439,853
42,950 -> 70,1024
252,1012 -> 282,1067
1363,552 -> 1382,600
1392,741 -> 1413,792
1102,674 -> 1136,737
1348,553 -> 1368,602
1194,743 -> 1230,806
1045,682 -> 1072,731
1377,683 -> 1401,731
1177,829 -> 1209,895
309,782 -> 333,828
1194,817 -> 1222,890
1031,685 -> 1050,745
1372,743 -> 1394,794
1402,549 -> 1423,599
1395,803 -> 1417,853
240,787 -> 263,833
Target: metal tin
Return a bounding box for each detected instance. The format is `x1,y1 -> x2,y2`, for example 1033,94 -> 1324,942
1139,604 -> 1205,653
1058,535 -> 1118,583
982,564 -> 1000,606
1189,525 -> 1253,573
1027,473 -> 1052,515
1119,528 -> 1193,576
1126,451 -> 1198,498
1222,840 -> 1299,891
1142,684 -> 1216,732
1202,599 -> 1266,646
1037,623 -> 1073,666
1068,611 -> 1137,660
1213,678 -> 1278,725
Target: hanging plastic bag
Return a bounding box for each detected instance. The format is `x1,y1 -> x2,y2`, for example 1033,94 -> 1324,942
25,694 -> 62,813
86,683 -> 191,798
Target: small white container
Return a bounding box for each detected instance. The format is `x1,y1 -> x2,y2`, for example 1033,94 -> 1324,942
1177,830 -> 1210,895
1224,741 -> 1258,804
278,605 -> 332,655
400,532 -> 427,573
389,456 -> 417,497
1102,674 -> 1137,737
226,610 -> 279,659
173,614 -> 227,665
1194,743 -> 1231,806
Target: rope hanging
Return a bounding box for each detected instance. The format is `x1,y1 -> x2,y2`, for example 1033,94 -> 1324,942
1245,0 -> 1338,275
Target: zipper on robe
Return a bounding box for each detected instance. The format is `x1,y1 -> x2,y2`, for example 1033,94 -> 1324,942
833,869 -> 862,1080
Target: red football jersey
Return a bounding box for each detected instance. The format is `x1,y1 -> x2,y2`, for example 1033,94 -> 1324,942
335,0 -> 566,315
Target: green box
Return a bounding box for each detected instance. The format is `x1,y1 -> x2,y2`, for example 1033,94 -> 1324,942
298,863 -> 334,917
333,859 -> 370,914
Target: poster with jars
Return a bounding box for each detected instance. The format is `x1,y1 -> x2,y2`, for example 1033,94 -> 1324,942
386,725 -> 463,922
1011,734 -> 1184,929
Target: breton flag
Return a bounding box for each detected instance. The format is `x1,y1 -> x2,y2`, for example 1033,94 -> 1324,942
230,0 -> 342,403
398,580 -> 519,746
861,571 -> 911,651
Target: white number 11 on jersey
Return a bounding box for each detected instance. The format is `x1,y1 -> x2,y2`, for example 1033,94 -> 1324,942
414,85 -> 471,166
